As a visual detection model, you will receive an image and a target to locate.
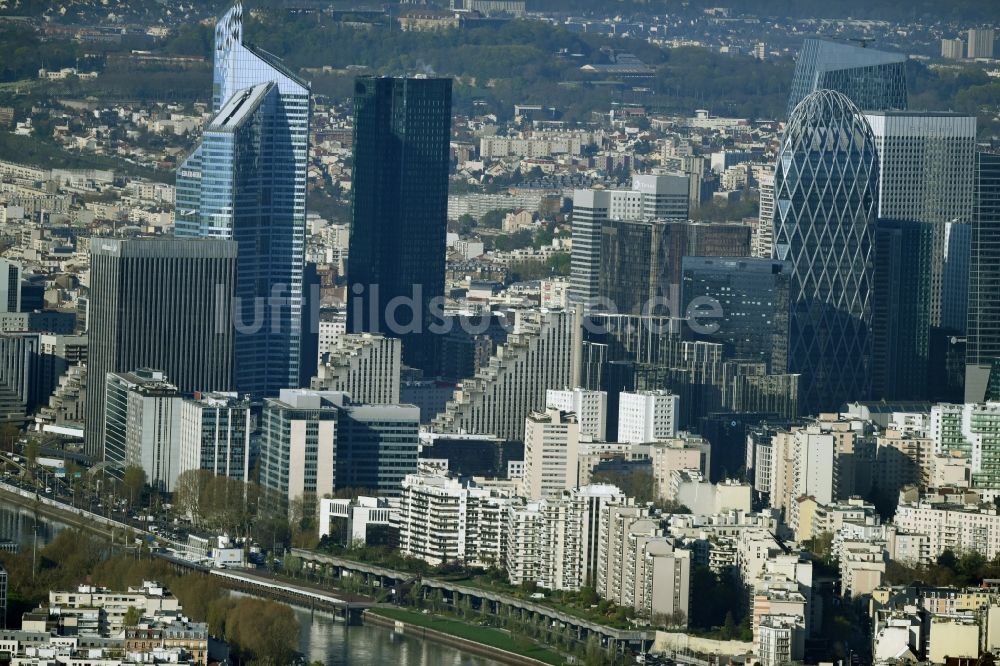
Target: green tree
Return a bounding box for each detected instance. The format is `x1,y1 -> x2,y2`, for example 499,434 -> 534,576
123,606 -> 142,626
122,466 -> 146,508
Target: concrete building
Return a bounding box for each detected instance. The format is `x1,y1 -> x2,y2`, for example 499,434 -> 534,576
967,28 -> 995,59
523,408 -> 581,500
758,615 -> 806,666
103,369 -> 181,492
941,38 -> 965,59
311,333 -> 401,404
319,496 -> 394,546
433,309 -> 579,442
177,391 -> 253,483
545,387 -> 607,441
617,390 -> 679,444
894,498 -> 1000,559
398,473 -> 508,567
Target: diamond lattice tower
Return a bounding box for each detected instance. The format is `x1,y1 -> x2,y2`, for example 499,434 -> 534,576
774,90 -> 879,414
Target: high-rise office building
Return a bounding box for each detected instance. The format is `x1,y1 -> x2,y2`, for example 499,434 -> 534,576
570,174 -> 690,307
617,390 -> 679,444
599,219 -> 750,315
774,90 -> 878,414
175,3 -> 309,396
177,392 -> 254,483
681,257 -> 792,374
347,76 -> 452,374
754,170 -> 775,258
84,239 -> 237,460
967,28 -> 995,59
942,38 -> 966,60
0,260 -> 21,314
786,38 -> 907,117
863,111 -> 976,332
546,387 -> 607,441
103,369 -> 181,491
871,220 -> 933,400
966,152 -> 1000,402
260,389 -> 420,504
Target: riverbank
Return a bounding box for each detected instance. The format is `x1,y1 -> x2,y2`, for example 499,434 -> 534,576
0,483 -> 126,541
365,607 -> 562,666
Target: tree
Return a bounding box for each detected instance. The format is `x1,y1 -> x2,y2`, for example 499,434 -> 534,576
722,610 -> 737,639
122,466 -> 146,508
123,606 -> 142,626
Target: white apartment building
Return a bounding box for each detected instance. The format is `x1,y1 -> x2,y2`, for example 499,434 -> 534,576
522,407 -> 581,500
894,500 -> 1000,560
311,333 -> 401,405
650,435 -> 711,501
617,390 -> 679,444
536,484 -> 624,591
546,387 -> 607,441
398,473 -> 509,567
506,499 -> 544,586
754,169 -> 774,259
596,502 -> 691,624
758,615 -> 806,666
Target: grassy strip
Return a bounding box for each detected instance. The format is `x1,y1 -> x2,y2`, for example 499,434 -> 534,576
370,606 -> 564,665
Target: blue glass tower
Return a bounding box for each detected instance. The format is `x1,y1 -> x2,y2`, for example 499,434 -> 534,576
176,3 -> 309,396
787,39 -> 907,118
774,90 -> 879,413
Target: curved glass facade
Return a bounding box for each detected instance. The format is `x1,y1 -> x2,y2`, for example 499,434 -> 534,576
774,90 -> 878,413
175,3 -> 310,396
787,39 -> 907,118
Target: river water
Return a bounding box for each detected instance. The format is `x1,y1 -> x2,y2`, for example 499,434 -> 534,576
0,500 -> 499,666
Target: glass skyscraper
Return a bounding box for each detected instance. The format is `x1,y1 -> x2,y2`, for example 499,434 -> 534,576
863,111 -> 976,333
787,39 -> 907,117
347,76 -> 452,374
175,2 -> 309,396
966,152 -> 1000,401
773,90 -> 879,414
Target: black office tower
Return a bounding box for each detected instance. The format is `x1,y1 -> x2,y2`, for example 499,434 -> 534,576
871,219 -> 933,400
83,239 -> 237,461
347,76 -> 452,374
966,152 -> 1000,401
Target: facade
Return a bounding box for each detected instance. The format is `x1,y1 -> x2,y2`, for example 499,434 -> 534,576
569,175 -> 689,307
398,473 -> 508,567
941,38 -> 965,60
774,90 -> 878,414
681,257 -> 791,373
863,112 -> 977,332
177,392 -> 253,483
545,387 -> 607,441
599,219 -> 751,316
175,4 -> 310,396
966,152 -> 1000,402
347,76 -> 452,373
432,309 -> 579,442
522,408 -> 581,500
894,499 -> 1000,560
755,170 -> 775,258
617,390 -> 679,444
103,370 -> 181,491
596,504 -> 691,623
84,238 -> 237,460
968,28 -> 996,59
871,219 -> 933,400
0,259 -> 20,314
334,402 -> 420,495
311,333 -> 401,404
259,389 -> 341,505
786,38 -> 907,117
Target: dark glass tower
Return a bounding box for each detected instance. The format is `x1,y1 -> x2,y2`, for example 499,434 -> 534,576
347,76 -> 452,373
966,152 -> 1000,401
871,219 -> 933,400
787,39 -> 907,117
681,257 -> 792,374
774,90 -> 878,414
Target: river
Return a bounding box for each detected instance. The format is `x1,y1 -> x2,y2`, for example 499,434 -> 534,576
0,499 -> 499,666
